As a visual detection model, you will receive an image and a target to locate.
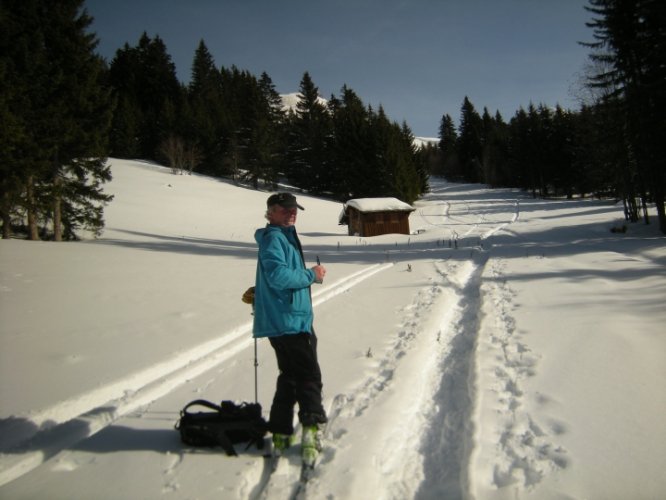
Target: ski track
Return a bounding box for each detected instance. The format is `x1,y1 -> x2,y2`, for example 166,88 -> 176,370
288,267 -> 449,500
0,263 -> 392,488
409,255 -> 487,499
413,199 -> 567,498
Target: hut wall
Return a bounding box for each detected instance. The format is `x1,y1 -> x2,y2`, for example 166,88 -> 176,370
347,207 -> 411,236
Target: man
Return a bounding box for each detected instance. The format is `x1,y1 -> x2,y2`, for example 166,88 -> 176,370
253,192 -> 327,466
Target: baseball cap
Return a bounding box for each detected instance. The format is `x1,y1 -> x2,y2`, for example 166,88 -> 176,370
266,192 -> 305,210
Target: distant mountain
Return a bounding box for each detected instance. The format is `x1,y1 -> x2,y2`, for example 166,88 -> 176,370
280,92 -> 328,112
413,137 -> 438,148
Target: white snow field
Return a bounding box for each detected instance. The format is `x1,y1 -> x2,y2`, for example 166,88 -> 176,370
1,159 -> 665,499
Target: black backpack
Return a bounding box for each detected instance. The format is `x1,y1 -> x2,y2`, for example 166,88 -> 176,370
175,399 -> 268,456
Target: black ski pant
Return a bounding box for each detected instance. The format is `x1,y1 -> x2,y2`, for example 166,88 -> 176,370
268,332 -> 327,435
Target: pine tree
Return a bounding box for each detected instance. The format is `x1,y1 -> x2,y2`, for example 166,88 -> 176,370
416,141 -> 443,180
457,97 -> 484,183
395,121 -> 425,203
532,104 -> 552,197
507,107 -> 532,192
0,1 -> 29,238
492,111 -> 511,187
243,72 -> 286,189
108,33 -> 183,162
2,0 -> 49,239
109,94 -> 141,158
366,106 -> 393,196
479,110 -> 510,187
550,105 -> 576,197
583,0 -> 666,231
285,72 -> 331,193
220,66 -> 272,183
187,40 -> 226,176
190,40 -> 220,96
329,85 -> 373,199
505,103 -> 546,197
438,114 -> 460,179
480,108 -> 495,185
1,0 -> 114,240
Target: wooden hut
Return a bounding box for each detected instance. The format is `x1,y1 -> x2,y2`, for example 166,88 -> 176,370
340,197 -> 415,237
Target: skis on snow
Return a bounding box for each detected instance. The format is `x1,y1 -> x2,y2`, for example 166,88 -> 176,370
255,433 -> 321,499
256,452 -> 314,499
291,460 -> 316,499
257,397 -> 343,499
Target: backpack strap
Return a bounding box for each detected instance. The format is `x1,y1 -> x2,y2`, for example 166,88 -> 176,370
212,429 -> 238,457
181,399 -> 222,414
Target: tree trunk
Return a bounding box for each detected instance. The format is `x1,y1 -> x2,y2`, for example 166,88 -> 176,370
1,191 -> 11,239
655,190 -> 666,235
26,176 -> 40,240
641,194 -> 650,225
53,175 -> 62,241
1,212 -> 9,239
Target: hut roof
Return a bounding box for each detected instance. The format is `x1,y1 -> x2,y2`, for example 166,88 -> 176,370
345,197 -> 415,213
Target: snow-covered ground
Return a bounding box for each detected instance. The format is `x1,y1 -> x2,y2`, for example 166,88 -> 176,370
1,159 -> 665,499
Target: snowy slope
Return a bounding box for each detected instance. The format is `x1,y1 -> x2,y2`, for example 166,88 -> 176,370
1,159 -> 665,499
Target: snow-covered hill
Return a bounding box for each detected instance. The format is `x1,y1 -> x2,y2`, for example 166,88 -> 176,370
412,136 -> 438,148
1,159 -> 665,499
280,92 -> 329,113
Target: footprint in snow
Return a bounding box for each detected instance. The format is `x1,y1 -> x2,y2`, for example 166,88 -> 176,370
487,259 -> 568,489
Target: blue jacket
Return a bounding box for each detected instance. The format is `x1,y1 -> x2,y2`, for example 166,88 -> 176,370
252,224 -> 316,338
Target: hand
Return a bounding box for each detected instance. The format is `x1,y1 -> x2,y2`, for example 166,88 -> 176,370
313,265 -> 326,283
241,286 -> 255,305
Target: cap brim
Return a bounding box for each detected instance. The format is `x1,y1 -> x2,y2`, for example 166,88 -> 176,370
281,202 -> 305,210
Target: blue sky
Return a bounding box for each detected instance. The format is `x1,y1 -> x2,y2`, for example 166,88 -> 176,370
85,0 -> 593,138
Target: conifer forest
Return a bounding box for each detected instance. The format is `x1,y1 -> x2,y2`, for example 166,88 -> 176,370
1,0 -> 664,240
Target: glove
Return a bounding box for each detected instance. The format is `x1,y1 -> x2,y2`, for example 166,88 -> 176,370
242,286 -> 255,305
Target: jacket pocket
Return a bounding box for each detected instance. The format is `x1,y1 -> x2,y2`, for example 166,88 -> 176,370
290,288 -> 310,314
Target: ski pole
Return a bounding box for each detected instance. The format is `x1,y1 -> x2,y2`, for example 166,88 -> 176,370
316,255 -> 323,284
254,338 -> 259,404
